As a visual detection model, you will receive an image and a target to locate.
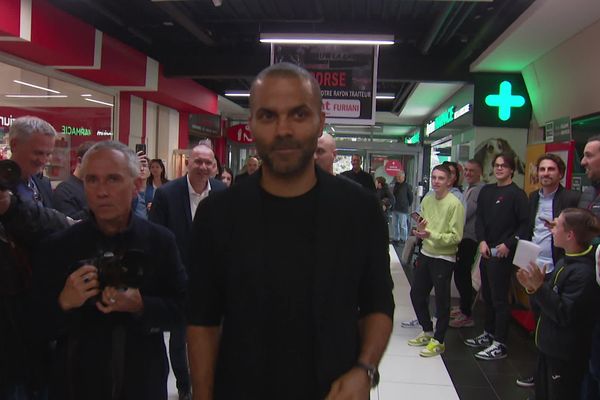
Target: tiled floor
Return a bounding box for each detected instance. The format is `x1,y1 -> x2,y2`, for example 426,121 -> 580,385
165,244 -> 537,399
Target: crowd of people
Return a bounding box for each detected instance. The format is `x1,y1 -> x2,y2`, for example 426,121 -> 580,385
0,61 -> 599,400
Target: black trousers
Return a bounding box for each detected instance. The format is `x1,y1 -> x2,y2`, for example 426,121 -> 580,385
169,325 -> 191,392
479,256 -> 512,343
536,352 -> 586,400
454,239 -> 478,317
410,253 -> 454,343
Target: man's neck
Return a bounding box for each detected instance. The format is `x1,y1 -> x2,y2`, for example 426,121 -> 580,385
541,183 -> 559,196
189,176 -> 208,194
497,178 -> 512,187
564,242 -> 587,256
467,179 -> 480,187
352,167 -> 361,173
96,217 -> 129,237
434,190 -> 449,200
73,166 -> 82,179
261,164 -> 317,197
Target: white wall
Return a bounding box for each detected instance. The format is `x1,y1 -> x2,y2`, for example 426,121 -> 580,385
145,100 -> 158,158
157,105 -> 180,179
523,18 -> 600,124
128,95 -> 144,150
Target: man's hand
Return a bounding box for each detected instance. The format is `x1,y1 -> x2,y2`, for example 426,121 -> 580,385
414,229 -> 431,239
325,367 -> 370,400
96,287 -> 144,314
516,262 -> 546,292
480,241 -> 490,259
0,189 -> 11,216
496,243 -> 510,258
416,218 -> 428,232
58,265 -> 100,311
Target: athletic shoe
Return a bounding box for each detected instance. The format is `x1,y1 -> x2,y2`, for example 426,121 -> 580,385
516,376 -> 535,387
450,306 -> 462,318
475,342 -> 508,361
420,338 -> 445,357
449,312 -> 475,328
408,331 -> 433,347
464,332 -> 493,348
400,318 -> 420,328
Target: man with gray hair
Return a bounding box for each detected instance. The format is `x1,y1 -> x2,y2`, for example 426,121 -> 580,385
149,143 -> 226,400
32,140 -> 187,400
8,115 -> 56,206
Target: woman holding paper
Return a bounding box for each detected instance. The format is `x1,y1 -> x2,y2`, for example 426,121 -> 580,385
517,208 -> 600,400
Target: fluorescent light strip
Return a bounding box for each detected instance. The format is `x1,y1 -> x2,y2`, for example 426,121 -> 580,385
81,94 -> 92,97
376,95 -> 395,100
225,92 -> 250,97
84,98 -> 114,107
5,94 -> 67,98
260,33 -> 394,46
13,80 -> 61,94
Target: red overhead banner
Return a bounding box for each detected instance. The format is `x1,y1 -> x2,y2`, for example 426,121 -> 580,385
226,124 -> 253,144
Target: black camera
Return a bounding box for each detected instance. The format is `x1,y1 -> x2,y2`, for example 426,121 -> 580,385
0,159 -> 21,191
85,249 -> 145,290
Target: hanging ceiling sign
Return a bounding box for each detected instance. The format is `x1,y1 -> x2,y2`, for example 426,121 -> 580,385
425,104 -> 472,136
473,73 -> 532,128
271,44 -> 377,125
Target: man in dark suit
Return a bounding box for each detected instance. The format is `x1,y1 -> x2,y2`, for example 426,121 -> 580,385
186,63 -> 394,400
341,154 -> 376,192
149,143 -> 226,400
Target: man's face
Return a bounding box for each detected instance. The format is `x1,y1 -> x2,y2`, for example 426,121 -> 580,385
188,147 -> 215,182
84,149 -> 141,228
314,136 -> 336,173
395,173 -> 405,183
493,156 -> 513,182
246,158 -> 259,175
463,162 -> 481,185
351,155 -> 362,170
551,213 -> 570,249
538,159 -> 562,189
431,169 -> 449,195
10,133 -> 55,178
582,141 -> 600,183
249,75 -> 324,178
139,158 -> 151,180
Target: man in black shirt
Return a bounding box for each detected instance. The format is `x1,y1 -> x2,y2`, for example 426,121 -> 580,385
52,141 -> 94,219
464,152 -> 529,361
186,63 -> 394,400
341,154 -> 376,192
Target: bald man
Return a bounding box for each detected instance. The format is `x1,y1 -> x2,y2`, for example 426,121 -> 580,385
315,132 -> 337,174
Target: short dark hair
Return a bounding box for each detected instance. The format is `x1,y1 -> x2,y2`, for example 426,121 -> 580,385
250,62 -> 322,110
466,159 -> 483,172
586,134 -> 600,144
536,153 -> 566,177
493,152 -> 516,178
442,161 -> 461,189
561,208 -> 600,248
76,141 -> 96,159
375,176 -> 387,187
351,153 -> 362,161
432,163 -> 451,177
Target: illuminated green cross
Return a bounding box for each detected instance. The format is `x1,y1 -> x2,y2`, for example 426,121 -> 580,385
485,81 -> 525,121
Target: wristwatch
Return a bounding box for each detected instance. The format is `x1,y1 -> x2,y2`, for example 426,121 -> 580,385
355,361 -> 380,388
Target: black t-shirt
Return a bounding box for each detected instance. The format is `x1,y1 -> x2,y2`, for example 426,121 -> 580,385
260,184 -> 319,399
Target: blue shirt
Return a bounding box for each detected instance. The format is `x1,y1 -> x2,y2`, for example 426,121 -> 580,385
533,188 -> 556,273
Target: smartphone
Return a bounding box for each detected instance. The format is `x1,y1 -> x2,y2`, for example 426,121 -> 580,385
410,212 -> 423,223
490,248 -> 498,257
135,144 -> 147,154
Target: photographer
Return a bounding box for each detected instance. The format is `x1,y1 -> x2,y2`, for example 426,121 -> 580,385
32,141 -> 187,400
0,117 -> 71,399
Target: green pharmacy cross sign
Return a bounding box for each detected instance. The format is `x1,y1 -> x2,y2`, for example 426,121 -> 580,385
473,73 -> 531,129
484,81 -> 525,121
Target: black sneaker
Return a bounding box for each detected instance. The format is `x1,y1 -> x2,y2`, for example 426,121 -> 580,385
464,332 -> 493,348
475,342 -> 508,360
516,376 -> 535,387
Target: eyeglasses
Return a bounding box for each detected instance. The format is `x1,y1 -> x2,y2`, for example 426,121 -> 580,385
493,163 -> 508,169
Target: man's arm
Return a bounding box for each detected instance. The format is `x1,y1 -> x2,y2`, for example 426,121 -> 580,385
188,326 -> 220,400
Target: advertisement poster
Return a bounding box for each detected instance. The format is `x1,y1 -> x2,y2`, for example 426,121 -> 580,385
272,44 -> 377,125
524,143 -> 546,195
472,130 -> 527,188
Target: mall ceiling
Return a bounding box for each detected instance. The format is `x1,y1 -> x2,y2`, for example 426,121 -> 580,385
48,0 -> 535,113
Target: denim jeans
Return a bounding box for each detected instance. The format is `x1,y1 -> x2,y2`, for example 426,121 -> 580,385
391,211 -> 409,242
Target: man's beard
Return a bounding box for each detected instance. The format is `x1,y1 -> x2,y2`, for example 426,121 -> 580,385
256,136 -> 317,179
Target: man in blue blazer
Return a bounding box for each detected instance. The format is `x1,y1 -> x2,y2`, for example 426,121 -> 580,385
149,143 -> 226,400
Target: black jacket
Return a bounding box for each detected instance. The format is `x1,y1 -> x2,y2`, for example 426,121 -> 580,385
187,168 -> 394,399
392,181 -> 413,213
340,169 -> 376,192
32,215 -> 187,400
530,247 -> 600,361
0,196 -> 69,388
52,174 -> 89,219
526,185 -> 581,265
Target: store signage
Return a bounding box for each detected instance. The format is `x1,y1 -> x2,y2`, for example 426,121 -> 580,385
425,104 -> 472,136
384,160 -> 403,176
404,130 -> 420,144
544,117 -> 571,143
226,123 -> 254,144
272,44 -> 377,125
0,115 -> 16,127
473,73 -> 532,128
62,125 -> 92,136
189,113 -> 221,137
96,130 -> 112,137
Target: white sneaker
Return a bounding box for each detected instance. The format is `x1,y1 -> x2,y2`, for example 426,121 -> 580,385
400,318 -> 420,328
